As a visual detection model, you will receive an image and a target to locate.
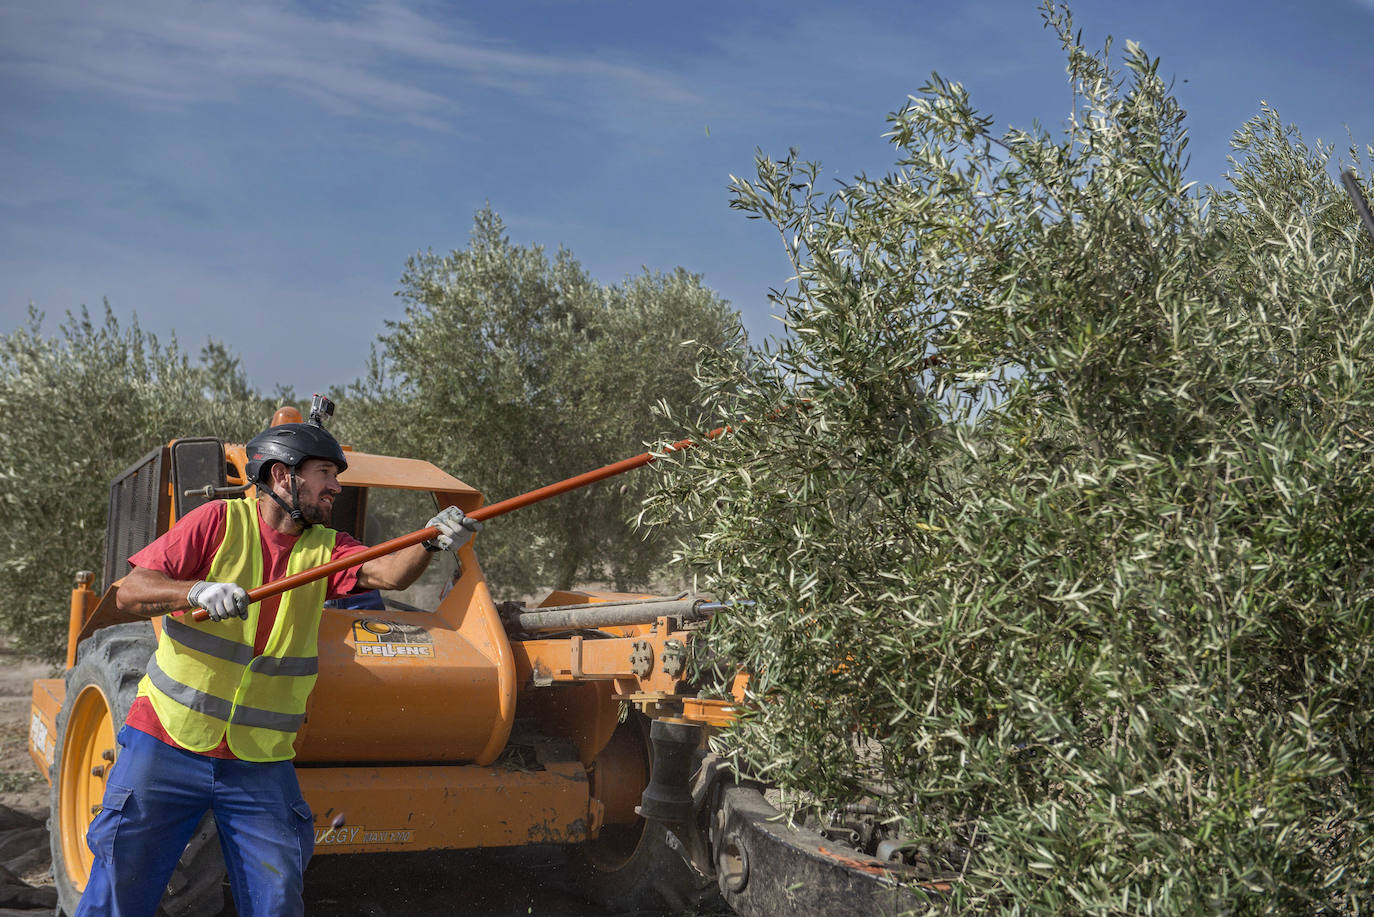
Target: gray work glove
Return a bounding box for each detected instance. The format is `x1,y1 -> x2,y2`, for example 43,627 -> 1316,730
424,505 -> 481,554
188,580 -> 250,622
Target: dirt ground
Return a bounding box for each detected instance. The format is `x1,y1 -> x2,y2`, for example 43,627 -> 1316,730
0,642 -> 689,916
0,646 -> 55,877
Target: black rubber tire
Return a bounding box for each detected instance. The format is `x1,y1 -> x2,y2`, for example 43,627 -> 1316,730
574,714 -> 722,914
49,622 -> 233,917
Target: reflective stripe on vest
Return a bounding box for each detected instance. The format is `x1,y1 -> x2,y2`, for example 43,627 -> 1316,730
136,499 -> 338,762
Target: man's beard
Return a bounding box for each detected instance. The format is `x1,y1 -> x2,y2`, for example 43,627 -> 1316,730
301,498 -> 332,526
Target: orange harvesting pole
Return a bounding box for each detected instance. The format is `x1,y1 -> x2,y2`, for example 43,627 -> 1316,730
186,426 -> 728,621
474,427 -> 725,520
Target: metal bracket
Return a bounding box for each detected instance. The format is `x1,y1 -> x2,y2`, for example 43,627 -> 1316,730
569,635 -> 584,678
630,640 -> 654,677
661,639 -> 686,678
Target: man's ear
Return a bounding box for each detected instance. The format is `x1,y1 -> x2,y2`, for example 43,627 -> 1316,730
269,462 -> 293,490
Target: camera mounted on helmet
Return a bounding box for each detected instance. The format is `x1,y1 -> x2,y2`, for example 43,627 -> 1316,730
246,394 -> 347,529
308,393 -> 335,428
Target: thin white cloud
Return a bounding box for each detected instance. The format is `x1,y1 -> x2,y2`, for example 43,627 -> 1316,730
0,0 -> 699,130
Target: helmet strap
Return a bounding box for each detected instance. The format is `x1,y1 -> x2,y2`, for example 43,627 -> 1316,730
287,468 -> 311,530
263,464 -> 311,530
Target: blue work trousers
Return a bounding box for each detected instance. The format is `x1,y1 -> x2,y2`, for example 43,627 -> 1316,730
76,725 -> 314,917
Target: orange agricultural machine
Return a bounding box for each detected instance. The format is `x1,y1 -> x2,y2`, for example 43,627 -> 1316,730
28,403 -> 930,916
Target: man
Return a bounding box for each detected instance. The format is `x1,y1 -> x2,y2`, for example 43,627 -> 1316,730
76,410 -> 478,917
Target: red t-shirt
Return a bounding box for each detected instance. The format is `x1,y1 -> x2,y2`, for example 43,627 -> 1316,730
124,499 -> 369,758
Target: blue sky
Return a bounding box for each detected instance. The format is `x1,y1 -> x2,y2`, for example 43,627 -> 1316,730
3,0 -> 1372,397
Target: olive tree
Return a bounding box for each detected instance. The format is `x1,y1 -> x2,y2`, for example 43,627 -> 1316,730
344,207 -> 743,595
0,306 -> 278,660
647,4 -> 1374,912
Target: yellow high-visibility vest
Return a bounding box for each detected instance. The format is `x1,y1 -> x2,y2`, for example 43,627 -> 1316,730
136,498 -> 338,761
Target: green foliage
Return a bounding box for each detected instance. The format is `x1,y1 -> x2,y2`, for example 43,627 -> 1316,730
647,4 -> 1374,912
0,306 -> 279,660
343,207 -> 743,595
